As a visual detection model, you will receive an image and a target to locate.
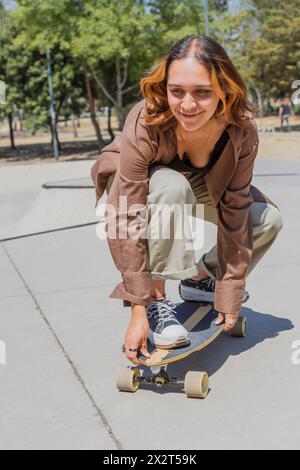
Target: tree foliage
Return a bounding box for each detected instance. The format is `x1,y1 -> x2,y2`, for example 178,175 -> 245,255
1,0 -> 299,147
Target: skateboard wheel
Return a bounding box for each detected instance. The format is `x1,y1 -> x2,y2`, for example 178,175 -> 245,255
184,371 -> 209,399
116,366 -> 141,392
229,316 -> 247,337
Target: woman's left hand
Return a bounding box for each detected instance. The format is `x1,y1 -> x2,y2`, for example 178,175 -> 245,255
215,312 -> 238,332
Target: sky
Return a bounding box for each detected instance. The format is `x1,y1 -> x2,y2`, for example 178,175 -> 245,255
3,0 -> 16,10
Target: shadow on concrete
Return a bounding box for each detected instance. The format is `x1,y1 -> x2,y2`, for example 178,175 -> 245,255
139,305 -> 294,396
0,139 -> 113,163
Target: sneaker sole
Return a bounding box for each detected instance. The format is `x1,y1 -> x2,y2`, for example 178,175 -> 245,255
179,284 -> 250,304
179,284 -> 214,303
148,330 -> 190,350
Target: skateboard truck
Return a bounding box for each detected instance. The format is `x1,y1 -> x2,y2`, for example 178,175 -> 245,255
150,366 -> 171,387
116,364 -> 209,398
140,369 -> 184,388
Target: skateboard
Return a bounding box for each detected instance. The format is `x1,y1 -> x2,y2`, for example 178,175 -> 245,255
116,301 -> 247,399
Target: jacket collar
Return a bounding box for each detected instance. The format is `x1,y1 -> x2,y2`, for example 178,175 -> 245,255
164,117 -> 244,164
203,124 -> 244,207
226,124 -> 244,162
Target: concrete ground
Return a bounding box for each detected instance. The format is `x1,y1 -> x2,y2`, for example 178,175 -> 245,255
0,152 -> 299,450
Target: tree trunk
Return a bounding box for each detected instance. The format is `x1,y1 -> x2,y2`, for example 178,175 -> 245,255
72,113 -> 78,138
84,66 -> 103,149
115,57 -> 125,130
107,107 -> 114,141
8,113 -> 15,149
17,107 -> 24,132
50,119 -> 62,152
92,57 -> 136,131
254,86 -> 264,129
55,124 -> 62,151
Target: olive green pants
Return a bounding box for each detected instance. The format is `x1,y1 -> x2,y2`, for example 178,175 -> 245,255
105,164 -> 283,282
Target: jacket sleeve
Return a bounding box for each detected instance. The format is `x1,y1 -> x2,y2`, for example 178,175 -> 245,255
105,105 -> 158,307
214,121 -> 259,315
91,136 -> 121,207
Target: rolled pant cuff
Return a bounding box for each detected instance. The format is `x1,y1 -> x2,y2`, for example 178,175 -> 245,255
150,264 -> 199,281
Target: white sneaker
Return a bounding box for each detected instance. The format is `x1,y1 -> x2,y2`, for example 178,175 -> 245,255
147,297 -> 190,349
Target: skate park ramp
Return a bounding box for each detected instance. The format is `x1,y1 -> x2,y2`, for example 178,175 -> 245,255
1,158 -> 300,243
0,161 -> 105,241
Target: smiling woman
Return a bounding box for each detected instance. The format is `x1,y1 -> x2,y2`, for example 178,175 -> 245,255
139,35 -> 260,172
91,34 -> 283,365
140,35 -> 258,130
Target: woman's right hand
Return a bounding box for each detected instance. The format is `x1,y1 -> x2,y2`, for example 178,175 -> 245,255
124,304 -> 151,365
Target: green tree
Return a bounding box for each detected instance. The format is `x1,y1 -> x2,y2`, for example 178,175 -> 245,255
0,10 -> 85,149
251,0 -> 300,102
225,0 -> 300,112
0,0 -> 6,26
71,0 -> 159,129
0,13 -> 18,148
14,0 -> 158,139
148,0 -> 206,45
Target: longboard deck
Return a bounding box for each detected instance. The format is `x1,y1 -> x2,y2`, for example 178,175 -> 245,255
138,302 -> 224,367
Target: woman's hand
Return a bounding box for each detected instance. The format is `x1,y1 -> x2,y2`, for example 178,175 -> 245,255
124,304 -> 151,365
215,312 -> 238,332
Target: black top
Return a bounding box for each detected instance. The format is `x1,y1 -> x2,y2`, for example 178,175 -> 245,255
169,127 -> 230,174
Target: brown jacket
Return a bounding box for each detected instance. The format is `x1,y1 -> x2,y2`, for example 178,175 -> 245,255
91,99 -> 279,314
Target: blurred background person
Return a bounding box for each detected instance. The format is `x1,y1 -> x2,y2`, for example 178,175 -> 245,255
279,97 -> 293,132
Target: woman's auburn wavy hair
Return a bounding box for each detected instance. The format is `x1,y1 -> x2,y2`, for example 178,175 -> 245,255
140,34 -> 260,131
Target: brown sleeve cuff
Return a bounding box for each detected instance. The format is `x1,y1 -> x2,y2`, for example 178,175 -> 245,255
214,279 -> 246,315
109,271 -> 153,308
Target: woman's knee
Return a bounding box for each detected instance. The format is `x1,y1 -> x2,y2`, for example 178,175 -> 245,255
148,169 -> 195,205
266,206 -> 283,236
